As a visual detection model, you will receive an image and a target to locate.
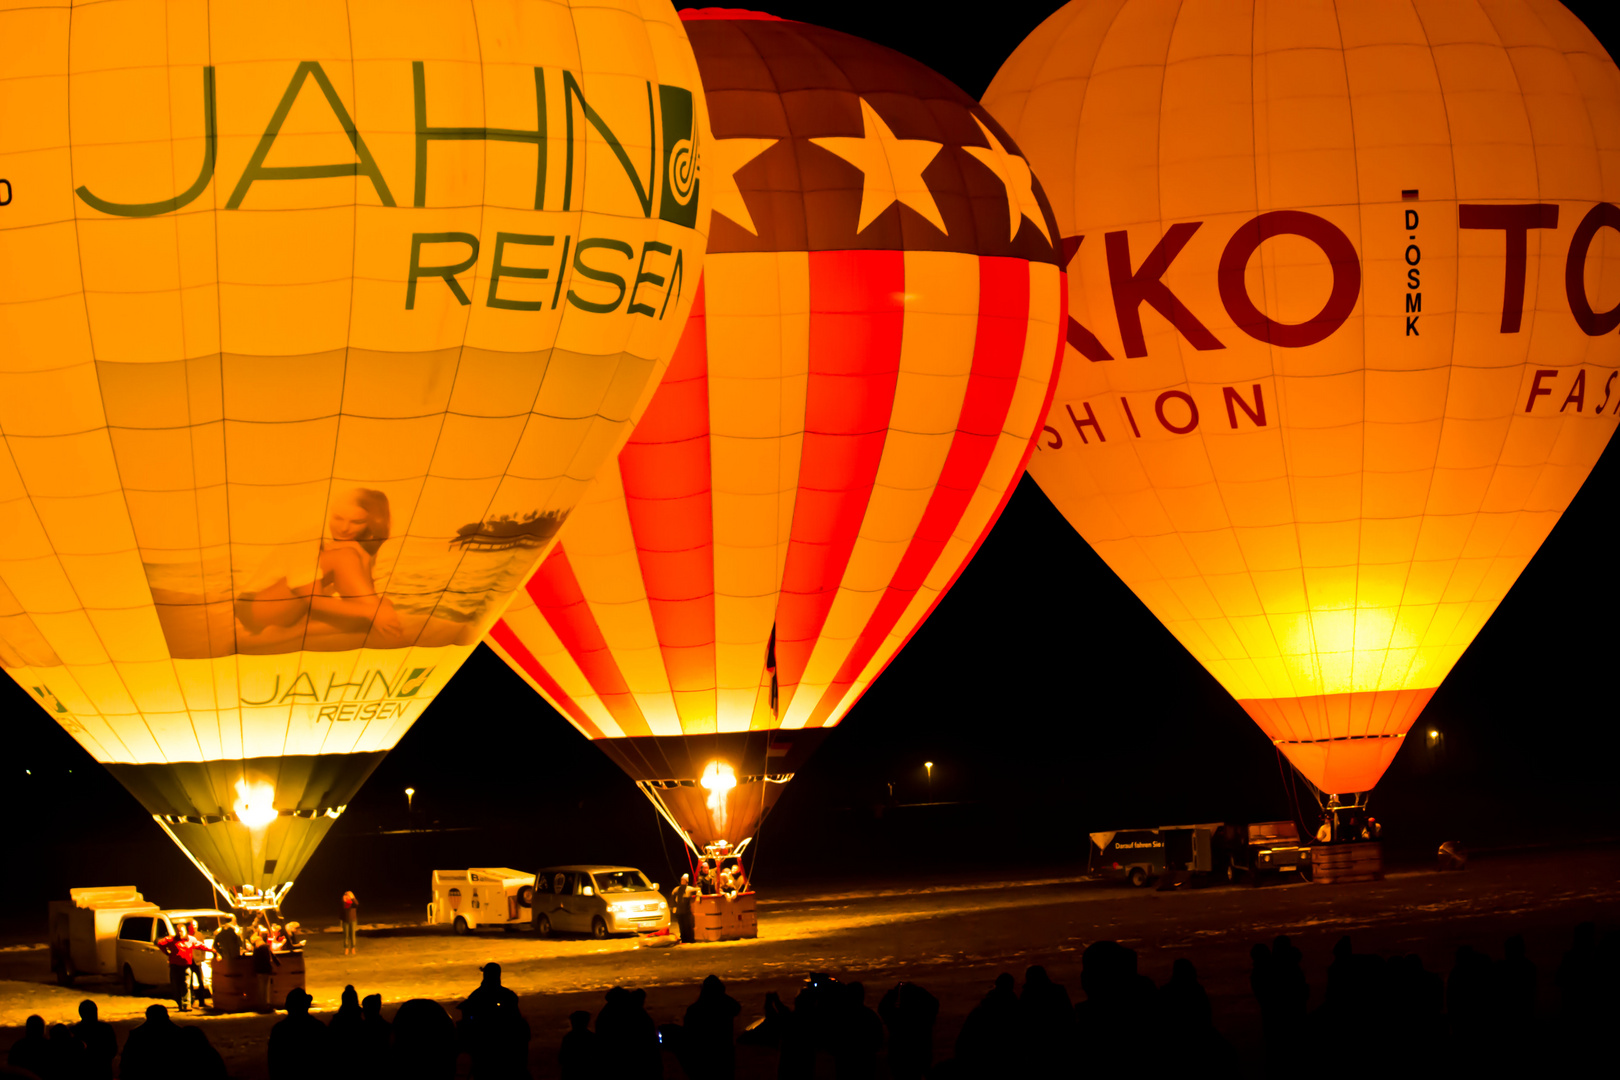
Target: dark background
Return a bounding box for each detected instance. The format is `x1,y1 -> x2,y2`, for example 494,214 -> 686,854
5,0 -> 1619,926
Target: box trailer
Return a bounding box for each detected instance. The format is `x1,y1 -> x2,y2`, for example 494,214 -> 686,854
49,887 -> 159,986
427,868 -> 536,933
1088,823 -> 1226,888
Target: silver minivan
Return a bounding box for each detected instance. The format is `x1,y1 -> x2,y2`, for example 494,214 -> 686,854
530,865 -> 669,938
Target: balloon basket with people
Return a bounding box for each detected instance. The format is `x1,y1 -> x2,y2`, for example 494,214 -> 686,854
207,909 -> 307,1014
1308,794 -> 1385,886
667,841 -> 758,945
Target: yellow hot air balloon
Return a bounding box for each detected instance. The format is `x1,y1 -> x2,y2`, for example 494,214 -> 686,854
985,0 -> 1620,796
0,0 -> 708,907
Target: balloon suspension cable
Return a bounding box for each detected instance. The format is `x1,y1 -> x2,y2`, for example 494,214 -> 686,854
151,815 -> 239,911
652,798 -> 682,890
636,780 -> 701,857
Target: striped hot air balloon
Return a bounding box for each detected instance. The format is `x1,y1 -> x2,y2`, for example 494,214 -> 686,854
488,8 -> 1066,855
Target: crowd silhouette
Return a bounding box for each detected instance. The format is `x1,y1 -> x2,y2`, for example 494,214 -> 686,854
4,921 -> 1615,1079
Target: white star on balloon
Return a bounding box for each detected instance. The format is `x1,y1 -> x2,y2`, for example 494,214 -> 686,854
707,136 -> 778,235
963,114 -> 1051,244
811,98 -> 946,234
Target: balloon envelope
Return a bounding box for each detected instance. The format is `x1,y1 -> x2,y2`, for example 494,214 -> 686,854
0,0 -> 708,903
984,0 -> 1620,793
489,9 -> 1065,853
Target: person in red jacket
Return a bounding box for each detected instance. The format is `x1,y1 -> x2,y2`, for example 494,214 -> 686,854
156,921 -> 210,1011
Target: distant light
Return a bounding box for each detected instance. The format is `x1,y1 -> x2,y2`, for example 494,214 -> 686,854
925,762 -> 934,770
24,769 -> 30,776
1429,730 -> 1438,738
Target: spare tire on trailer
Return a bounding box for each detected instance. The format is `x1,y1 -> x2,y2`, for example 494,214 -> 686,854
517,885 -> 534,907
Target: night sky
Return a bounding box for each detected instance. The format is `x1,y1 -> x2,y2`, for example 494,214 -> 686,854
6,0 -> 1620,919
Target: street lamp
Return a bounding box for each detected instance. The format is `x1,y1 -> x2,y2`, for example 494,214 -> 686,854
924,761 -> 933,794
405,786 -> 416,811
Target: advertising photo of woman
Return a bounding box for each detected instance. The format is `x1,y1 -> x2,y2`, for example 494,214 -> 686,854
233,487 -> 408,653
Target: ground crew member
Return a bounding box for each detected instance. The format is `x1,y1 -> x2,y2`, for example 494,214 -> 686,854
671,874 -> 699,944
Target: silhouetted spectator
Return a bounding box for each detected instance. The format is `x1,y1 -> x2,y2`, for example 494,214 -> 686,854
360,993 -> 392,1079
680,974 -> 741,1080
877,982 -> 936,1080
597,986 -> 659,1079
458,962 -> 530,1079
1159,959 -> 1238,1075
828,982 -> 882,1080
1159,957 -> 1211,1031
1555,921 -> 1600,1019
330,984 -> 367,1076
391,999 -> 458,1080
119,1004 -> 182,1080
1018,965 -> 1071,1073
952,973 -> 1019,1073
7,1022 -> 50,1080
737,991 -> 789,1050
1499,935 -> 1537,1024
178,1024 -> 227,1080
459,962 -> 521,1022
1383,953 -> 1442,1068
73,999 -> 117,1080
559,1010 -> 597,1080
1074,940 -> 1156,1072
268,986 -> 331,1080
1448,944 -> 1495,1040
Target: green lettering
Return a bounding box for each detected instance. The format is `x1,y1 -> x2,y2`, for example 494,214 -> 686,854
407,232 -> 480,309
76,67 -> 216,218
487,232 -> 554,311
627,240 -> 672,317
279,671 -> 318,702
567,237 -> 633,314
551,236 -> 572,309
227,61 -> 396,209
659,248 -> 686,320
562,72 -> 654,216
414,61 -> 546,209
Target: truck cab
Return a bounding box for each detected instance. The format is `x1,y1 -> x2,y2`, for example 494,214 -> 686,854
1229,820 -> 1312,883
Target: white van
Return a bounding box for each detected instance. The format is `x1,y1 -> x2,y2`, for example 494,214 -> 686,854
50,888 -> 235,994
427,868 -> 536,934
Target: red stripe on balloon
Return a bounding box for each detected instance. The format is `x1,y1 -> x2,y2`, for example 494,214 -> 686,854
771,248 -> 906,715
487,617 -> 604,740
829,275 -> 1066,721
524,547 -> 651,737
804,256 -> 1033,728
620,278 -> 718,717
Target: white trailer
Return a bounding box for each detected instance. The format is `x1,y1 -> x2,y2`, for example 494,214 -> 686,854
427,868 -> 536,934
49,887 -> 158,986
